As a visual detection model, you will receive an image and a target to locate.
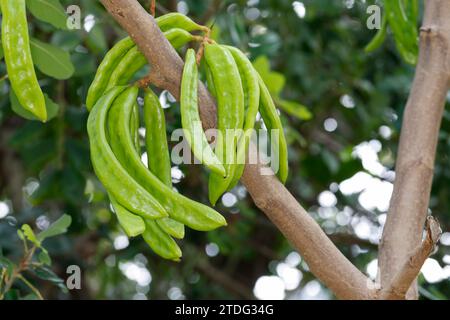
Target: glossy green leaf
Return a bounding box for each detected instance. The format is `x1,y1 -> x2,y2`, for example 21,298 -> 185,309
277,99 -> 313,121
38,250 -> 52,266
3,289 -> 19,300
26,0 -> 68,30
51,30 -> 81,51
21,293 -> 40,300
17,229 -> 25,241
37,214 -> 72,241
30,38 -> 75,80
0,256 -> 14,278
33,266 -> 64,284
21,224 -> 41,247
253,56 -> 285,96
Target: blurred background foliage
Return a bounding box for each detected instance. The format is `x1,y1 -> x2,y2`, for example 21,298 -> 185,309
0,0 -> 449,300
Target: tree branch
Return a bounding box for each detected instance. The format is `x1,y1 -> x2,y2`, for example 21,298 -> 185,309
150,0 -> 155,17
379,0 -> 450,299
99,0 -> 372,299
379,217 -> 442,300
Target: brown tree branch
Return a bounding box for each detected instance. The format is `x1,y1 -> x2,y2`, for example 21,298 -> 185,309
99,0 -> 373,300
150,0 -> 155,17
379,0 -> 450,299
379,217 -> 442,300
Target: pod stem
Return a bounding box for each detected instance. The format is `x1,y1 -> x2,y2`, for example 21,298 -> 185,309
195,29 -> 215,65
136,72 -> 158,88
150,0 -> 156,17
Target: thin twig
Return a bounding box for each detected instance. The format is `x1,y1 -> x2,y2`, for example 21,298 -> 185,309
20,233 -> 29,253
136,72 -> 158,88
196,41 -> 206,65
17,275 -> 44,300
196,29 -> 212,65
0,246 -> 36,299
150,0 -> 156,17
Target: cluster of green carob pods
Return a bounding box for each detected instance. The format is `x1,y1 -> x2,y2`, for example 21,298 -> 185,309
182,43 -> 288,205
86,13 -> 288,260
1,0 -> 47,121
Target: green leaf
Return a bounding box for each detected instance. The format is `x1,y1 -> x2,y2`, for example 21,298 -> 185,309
33,266 -> 67,292
38,249 -> 52,266
21,293 -> 40,300
37,214 -> 72,242
276,99 -> 313,121
21,224 -> 41,247
250,57 -> 312,121
30,38 -> 75,80
33,266 -> 64,284
26,0 -> 68,30
85,24 -> 108,54
51,30 -> 81,51
210,23 -> 222,42
253,56 -> 285,96
0,256 -> 14,278
10,90 -> 60,121
418,286 -> 447,300
4,289 -> 19,300
17,229 -> 25,241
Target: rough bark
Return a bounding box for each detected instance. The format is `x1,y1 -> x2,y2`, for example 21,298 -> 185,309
379,0 -> 450,299
99,0 -> 373,300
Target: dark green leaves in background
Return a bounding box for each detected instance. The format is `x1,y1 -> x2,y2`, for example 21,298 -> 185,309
30,38 -> 75,80
253,56 -> 312,121
26,0 -> 68,30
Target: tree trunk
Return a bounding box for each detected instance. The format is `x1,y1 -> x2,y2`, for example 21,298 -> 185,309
379,0 -> 450,299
